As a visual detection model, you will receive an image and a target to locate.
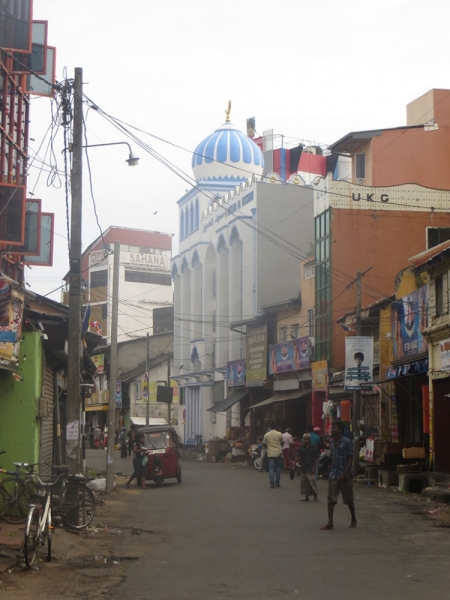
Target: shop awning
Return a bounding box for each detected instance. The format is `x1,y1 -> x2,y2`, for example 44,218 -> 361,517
85,405 -> 109,412
250,389 -> 311,409
207,389 -> 249,413
131,417 -> 168,426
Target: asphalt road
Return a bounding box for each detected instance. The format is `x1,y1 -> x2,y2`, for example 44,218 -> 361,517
87,453 -> 450,600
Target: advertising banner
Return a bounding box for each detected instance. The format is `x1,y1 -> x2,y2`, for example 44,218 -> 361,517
170,379 -> 179,403
344,336 -> 374,391
439,338 -> 450,372
392,286 -> 428,361
115,380 -> 122,408
0,284 -> 25,372
227,359 -> 246,387
268,336 -> 310,374
92,354 -> 104,374
246,325 -> 267,385
312,360 -> 328,390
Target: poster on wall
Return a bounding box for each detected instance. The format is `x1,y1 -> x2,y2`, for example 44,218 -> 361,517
312,360 -> 328,390
115,380 -> 122,408
92,354 -> 104,373
227,359 -> 246,386
439,338 -> 450,372
246,324 -> 267,385
0,283 -> 25,372
392,286 -> 428,361
268,336 -> 311,374
344,336 -> 373,391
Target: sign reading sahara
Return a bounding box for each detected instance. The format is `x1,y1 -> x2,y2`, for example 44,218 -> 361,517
344,336 -> 374,391
227,359 -> 246,387
312,360 -> 328,390
268,336 -> 310,374
246,324 -> 267,385
439,338 -> 450,372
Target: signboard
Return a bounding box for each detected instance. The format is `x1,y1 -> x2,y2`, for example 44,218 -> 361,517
170,379 -> 179,403
312,360 -> 328,390
0,284 -> 25,372
92,354 -> 104,374
392,287 -> 428,360
115,380 -> 122,408
246,325 -> 267,385
268,337 -> 310,374
120,251 -> 170,270
439,338 -> 450,372
227,359 -> 246,387
344,336 -> 373,391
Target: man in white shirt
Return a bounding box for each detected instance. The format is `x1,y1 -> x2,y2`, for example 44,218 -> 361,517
281,427 -> 293,473
263,422 -> 283,489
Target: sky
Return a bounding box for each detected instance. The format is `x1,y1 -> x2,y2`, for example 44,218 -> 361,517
26,0 -> 450,300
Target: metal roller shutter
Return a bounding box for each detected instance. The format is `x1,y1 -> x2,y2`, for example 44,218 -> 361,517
39,360 -> 55,479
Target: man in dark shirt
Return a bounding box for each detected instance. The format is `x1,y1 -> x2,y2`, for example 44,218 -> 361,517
321,420 -> 357,530
297,434 -> 319,501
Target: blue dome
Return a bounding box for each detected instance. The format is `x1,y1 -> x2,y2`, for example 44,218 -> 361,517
192,122 -> 264,182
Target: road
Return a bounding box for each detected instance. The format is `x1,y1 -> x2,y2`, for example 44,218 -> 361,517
85,454 -> 450,600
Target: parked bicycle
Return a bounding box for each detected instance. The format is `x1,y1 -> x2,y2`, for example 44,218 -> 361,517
0,453 -> 95,530
23,471 -> 64,567
0,452 -> 39,524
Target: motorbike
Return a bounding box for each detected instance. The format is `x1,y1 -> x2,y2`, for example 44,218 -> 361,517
317,449 -> 331,478
250,444 -> 267,471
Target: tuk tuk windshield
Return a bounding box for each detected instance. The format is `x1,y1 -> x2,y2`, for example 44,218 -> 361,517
144,431 -> 173,450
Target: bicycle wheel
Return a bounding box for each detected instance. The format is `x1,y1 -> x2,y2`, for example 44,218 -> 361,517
0,477 -> 31,524
24,506 -> 40,568
46,509 -> 52,562
60,482 -> 95,529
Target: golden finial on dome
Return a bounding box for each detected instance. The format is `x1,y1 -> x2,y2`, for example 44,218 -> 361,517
225,100 -> 231,123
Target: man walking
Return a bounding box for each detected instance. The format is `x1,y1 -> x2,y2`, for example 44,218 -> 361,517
297,433 -> 319,501
263,421 -> 283,489
321,421 -> 357,530
281,427 -> 293,473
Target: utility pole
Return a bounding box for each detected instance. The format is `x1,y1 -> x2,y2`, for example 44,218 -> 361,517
106,241 -> 120,493
145,332 -> 150,426
352,271 -> 362,477
66,68 -> 83,473
167,354 -> 171,424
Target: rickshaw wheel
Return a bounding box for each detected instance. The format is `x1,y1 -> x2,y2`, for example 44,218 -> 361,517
155,476 -> 163,487
176,470 -> 182,484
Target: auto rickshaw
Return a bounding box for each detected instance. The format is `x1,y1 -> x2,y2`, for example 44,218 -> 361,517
140,425 -> 182,486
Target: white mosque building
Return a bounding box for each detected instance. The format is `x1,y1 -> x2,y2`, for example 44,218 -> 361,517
172,109 -> 315,444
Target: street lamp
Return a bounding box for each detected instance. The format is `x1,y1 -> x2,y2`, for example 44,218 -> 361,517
80,141 -> 140,166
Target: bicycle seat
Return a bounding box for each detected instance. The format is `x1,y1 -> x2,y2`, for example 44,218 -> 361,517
52,465 -> 70,475
13,462 -> 39,470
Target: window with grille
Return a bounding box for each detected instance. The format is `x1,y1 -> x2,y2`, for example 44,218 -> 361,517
90,270 -> 107,288
307,308 -> 315,337
355,153 -> 365,180
124,271 -> 171,285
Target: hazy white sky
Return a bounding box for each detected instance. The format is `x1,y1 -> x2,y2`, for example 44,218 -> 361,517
27,0 -> 450,299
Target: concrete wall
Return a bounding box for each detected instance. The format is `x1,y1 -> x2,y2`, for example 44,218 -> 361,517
330,208 -> 450,369
116,333 -> 173,377
0,332 -> 41,470
257,183 -> 314,311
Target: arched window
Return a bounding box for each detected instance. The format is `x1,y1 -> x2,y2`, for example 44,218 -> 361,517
195,198 -> 200,229
185,206 -> 189,237
180,211 -> 184,240
190,203 -> 194,233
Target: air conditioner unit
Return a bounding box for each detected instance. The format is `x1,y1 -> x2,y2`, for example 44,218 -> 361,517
38,397 -> 49,418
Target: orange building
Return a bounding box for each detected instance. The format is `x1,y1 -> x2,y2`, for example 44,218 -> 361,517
329,89 -> 450,189
314,90 -> 450,374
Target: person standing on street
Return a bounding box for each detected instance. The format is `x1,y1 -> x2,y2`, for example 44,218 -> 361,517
93,424 -> 101,449
281,427 -> 293,473
307,425 -> 321,448
125,432 -> 148,489
127,423 -> 136,457
263,421 -> 283,489
119,427 -> 127,458
297,433 -> 319,501
321,421 -> 357,530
